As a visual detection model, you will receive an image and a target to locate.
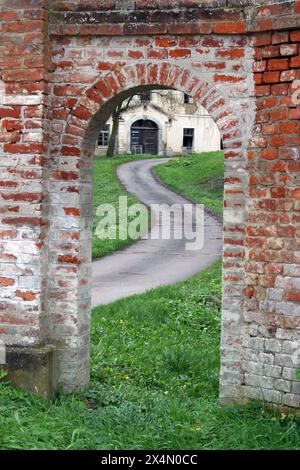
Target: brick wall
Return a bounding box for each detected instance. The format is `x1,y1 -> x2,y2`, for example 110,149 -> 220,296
0,0 -> 50,347
243,29 -> 300,408
0,0 -> 300,404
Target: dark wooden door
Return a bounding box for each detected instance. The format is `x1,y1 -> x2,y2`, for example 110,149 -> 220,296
131,120 -> 158,155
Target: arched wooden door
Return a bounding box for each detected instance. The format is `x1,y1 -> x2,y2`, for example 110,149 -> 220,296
131,119 -> 159,155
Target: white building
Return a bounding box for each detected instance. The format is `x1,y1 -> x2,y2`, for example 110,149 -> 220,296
95,90 -> 221,156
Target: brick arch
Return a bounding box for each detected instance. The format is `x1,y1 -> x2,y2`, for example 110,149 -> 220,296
46,62 -> 253,393
65,63 -> 244,159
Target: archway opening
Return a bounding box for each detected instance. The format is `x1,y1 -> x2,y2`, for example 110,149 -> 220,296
49,67 -> 250,404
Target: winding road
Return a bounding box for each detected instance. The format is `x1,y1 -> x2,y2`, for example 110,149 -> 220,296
92,158 -> 223,307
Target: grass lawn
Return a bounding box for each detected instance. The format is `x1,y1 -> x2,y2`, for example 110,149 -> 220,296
1,152 -> 300,450
92,154 -> 161,259
155,151 -> 224,216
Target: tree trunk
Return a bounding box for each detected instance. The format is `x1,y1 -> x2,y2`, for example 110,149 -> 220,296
105,97 -> 135,157
106,114 -> 119,158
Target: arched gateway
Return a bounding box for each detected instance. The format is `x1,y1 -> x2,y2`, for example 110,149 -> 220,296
0,0 -> 300,409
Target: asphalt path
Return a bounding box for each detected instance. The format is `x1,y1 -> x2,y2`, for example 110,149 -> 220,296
92,158 -> 223,306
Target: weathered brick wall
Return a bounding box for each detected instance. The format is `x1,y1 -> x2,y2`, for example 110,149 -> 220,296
49,31 -> 256,392
243,28 -> 300,408
0,0 -> 51,347
0,0 -> 300,405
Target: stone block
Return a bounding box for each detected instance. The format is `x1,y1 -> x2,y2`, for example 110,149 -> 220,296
0,345 -> 57,399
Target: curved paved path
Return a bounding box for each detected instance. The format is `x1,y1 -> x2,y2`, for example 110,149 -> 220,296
92,158 -> 223,307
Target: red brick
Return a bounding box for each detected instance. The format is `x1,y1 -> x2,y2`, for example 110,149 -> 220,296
268,58 -> 290,70
155,37 -> 178,47
86,88 -> 104,104
261,148 -> 279,160
270,135 -> 286,146
280,44 -> 298,56
2,217 -> 42,227
280,69 -> 297,82
72,107 -> 92,121
291,56 -> 300,68
253,61 -> 267,72
95,80 -> 112,98
217,48 -> 245,59
0,278 -> 15,287
213,22 -> 246,34
58,255 -> 81,265
128,50 -> 144,59
255,73 -> 263,84
168,22 -> 212,35
262,123 -> 278,135
214,74 -> 245,84
51,171 -> 78,181
54,85 -> 82,97
16,290 -> 36,301
0,107 -> 21,119
0,230 -> 16,239
169,49 -> 191,59
271,108 -> 287,120
292,189 -> 300,200
4,144 -> 45,154
289,108 -> 300,120
271,83 -> 289,95
52,109 -> 69,120
263,71 -> 280,83
270,187 -> 286,198
285,291 -> 300,302
64,208 -> 80,217
200,38 -> 221,48
0,11 -> 18,21
2,69 -> 46,82
252,33 -> 272,46
1,192 -> 42,203
2,20 -> 44,34
291,31 -> 300,42
255,84 -> 271,96
177,37 -> 198,47
255,45 -> 280,59
147,49 -> 168,59
288,162 -> 300,172
279,122 -> 299,134
272,31 -> 289,44
61,146 -> 80,157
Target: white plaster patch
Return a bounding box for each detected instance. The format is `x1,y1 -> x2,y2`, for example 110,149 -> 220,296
2,94 -> 43,106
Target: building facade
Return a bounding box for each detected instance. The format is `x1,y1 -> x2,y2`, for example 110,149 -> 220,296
95,91 -> 221,156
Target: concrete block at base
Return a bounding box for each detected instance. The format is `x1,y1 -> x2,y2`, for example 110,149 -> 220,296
0,345 -> 57,399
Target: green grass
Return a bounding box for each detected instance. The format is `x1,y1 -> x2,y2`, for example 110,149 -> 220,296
1,262 -> 300,450
92,154 -> 161,259
155,152 -> 224,216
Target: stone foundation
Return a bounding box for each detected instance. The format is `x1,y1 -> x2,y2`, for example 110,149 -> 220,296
0,345 -> 58,399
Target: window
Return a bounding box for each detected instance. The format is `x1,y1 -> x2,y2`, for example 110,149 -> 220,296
98,124 -> 110,146
184,93 -> 191,104
140,92 -> 151,104
183,128 -> 194,149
